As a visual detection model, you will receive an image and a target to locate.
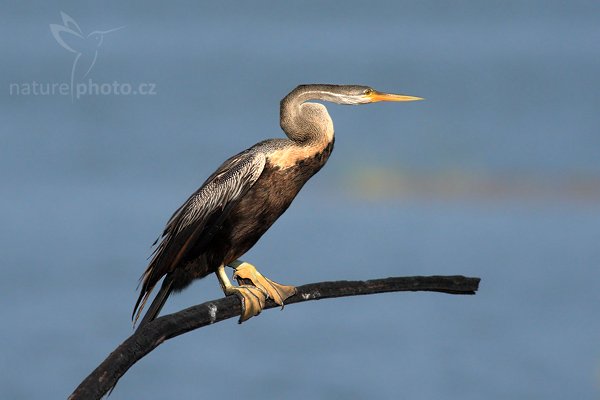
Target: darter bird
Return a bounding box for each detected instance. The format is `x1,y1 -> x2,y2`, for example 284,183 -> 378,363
133,84 -> 422,326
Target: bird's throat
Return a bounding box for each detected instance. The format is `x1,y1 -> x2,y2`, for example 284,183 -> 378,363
267,138 -> 334,170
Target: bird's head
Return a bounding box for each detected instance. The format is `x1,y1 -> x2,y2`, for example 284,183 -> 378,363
284,84 -> 423,106
320,85 -> 423,105
280,84 -> 423,142
87,26 -> 124,47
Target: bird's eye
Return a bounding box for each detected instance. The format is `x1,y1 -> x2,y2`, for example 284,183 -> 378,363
364,89 -> 374,96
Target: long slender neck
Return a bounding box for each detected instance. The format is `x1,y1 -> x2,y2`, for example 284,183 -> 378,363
280,85 -> 337,145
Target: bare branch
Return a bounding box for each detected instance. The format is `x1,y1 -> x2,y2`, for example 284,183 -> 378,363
68,275 -> 480,400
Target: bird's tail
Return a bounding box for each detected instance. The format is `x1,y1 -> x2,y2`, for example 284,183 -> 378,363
135,278 -> 174,330
107,280 -> 174,397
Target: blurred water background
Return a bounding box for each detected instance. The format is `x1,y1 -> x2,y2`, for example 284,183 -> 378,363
1,1 -> 600,399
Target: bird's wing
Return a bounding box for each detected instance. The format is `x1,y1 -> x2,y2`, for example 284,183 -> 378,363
132,149 -> 266,322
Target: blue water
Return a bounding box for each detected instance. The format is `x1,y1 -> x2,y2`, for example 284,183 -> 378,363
2,1 -> 600,399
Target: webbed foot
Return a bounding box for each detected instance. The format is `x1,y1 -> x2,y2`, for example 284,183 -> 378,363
216,261 -> 296,323
231,260 -> 297,308
224,284 -> 267,322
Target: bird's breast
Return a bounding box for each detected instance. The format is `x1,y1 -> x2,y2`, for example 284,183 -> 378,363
220,140 -> 334,262
251,139 -> 334,222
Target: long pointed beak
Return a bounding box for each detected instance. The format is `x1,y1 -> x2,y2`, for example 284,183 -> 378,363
367,90 -> 423,103
100,26 -> 125,35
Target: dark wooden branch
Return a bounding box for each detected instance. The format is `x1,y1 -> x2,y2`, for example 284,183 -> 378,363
68,275 -> 480,400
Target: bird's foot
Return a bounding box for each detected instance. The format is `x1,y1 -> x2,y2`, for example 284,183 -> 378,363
224,285 -> 268,323
231,261 -> 297,309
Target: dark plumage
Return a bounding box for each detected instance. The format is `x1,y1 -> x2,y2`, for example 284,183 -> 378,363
133,84 -> 421,327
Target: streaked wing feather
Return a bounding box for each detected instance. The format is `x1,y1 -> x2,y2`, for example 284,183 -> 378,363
132,150 -> 266,321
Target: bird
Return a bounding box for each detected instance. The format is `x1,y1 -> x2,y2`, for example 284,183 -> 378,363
133,84 -> 422,327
